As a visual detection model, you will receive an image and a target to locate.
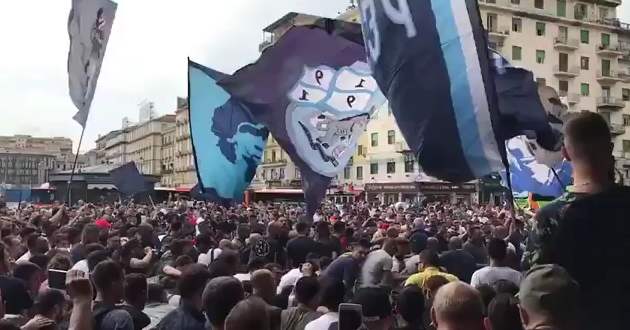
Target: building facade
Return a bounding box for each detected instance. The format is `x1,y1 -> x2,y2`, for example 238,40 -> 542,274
0,135 -> 74,171
126,114 -> 175,176
0,153 -> 56,188
160,125 -> 176,187
478,0 -> 630,182
173,99 -> 197,188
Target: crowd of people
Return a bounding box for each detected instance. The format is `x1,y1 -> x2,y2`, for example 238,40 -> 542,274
0,111 -> 627,330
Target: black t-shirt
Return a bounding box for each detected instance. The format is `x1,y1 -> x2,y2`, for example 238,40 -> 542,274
530,186 -> 630,329
70,243 -> 87,263
286,236 -> 320,268
0,275 -> 33,314
317,237 -> 342,259
439,249 -> 477,283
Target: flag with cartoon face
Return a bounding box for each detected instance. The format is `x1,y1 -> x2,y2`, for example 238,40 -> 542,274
219,20 -> 385,217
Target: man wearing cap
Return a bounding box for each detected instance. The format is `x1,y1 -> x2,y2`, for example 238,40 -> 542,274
518,264 -> 579,330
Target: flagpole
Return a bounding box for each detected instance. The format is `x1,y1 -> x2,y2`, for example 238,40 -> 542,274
66,125 -> 86,206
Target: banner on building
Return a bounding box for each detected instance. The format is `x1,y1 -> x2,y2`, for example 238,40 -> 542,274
109,162 -> 147,196
188,60 -> 269,204
219,19 -> 385,217
67,0 -> 117,127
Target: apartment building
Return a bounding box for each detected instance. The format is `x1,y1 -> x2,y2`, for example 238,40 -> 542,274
478,0 -> 630,180
160,125 -> 176,187
125,114 -> 175,176
173,99 -> 197,188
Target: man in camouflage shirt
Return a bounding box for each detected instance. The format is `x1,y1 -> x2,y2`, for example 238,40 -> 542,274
524,112 -> 630,329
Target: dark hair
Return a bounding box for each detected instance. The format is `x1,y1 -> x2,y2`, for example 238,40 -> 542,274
92,260 -> 123,291
26,234 -> 39,251
317,278 -> 345,311
487,239 -> 508,261
202,276 -> 245,327
124,273 -> 147,303
420,249 -> 440,267
488,294 -> 524,330
175,255 -> 194,268
85,243 -> 106,255
564,112 -> 611,160
195,233 -> 214,249
295,222 -> 309,234
147,283 -> 166,303
66,226 -> 81,244
178,264 -> 211,300
0,319 -> 20,330
170,239 -> 192,257
476,284 -> 496,314
29,254 -> 49,270
82,224 -> 100,243
87,250 -> 111,271
294,276 -> 320,305
13,262 -> 41,283
34,289 -> 65,315
493,279 -> 519,296
398,285 -> 425,324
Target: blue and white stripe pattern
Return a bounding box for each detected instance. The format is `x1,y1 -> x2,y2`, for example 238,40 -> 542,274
430,0 -> 504,178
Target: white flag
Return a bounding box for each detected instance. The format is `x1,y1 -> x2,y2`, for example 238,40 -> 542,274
67,0 -> 116,127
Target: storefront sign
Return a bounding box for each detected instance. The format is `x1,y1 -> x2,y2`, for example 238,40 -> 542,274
365,182 -> 477,194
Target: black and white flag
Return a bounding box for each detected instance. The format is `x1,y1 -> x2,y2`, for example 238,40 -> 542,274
67,0 -> 116,127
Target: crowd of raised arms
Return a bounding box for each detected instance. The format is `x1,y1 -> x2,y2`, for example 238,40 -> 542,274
0,113 -> 628,330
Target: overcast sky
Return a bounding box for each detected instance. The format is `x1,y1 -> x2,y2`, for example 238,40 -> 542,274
1,1 -> 629,153
0,0 -> 347,152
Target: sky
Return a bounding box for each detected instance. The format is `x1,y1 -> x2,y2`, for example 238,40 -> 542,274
0,1 -> 629,153
0,0 -> 348,152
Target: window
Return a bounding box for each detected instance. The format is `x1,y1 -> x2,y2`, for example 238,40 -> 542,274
557,0 -> 566,17
534,0 -> 544,9
623,89 -> 630,101
601,59 -> 611,76
371,133 -> 378,147
601,33 -> 610,47
511,0 -> 520,4
580,83 -> 590,96
536,50 -> 545,64
559,80 -> 568,94
600,7 -> 609,21
271,150 -> 276,162
575,4 -> 587,20
370,163 -> 378,175
356,166 -> 363,180
295,168 -> 301,179
558,26 -> 568,42
512,46 -> 522,61
387,130 -> 395,144
624,115 -> 630,127
580,30 -> 589,44
512,18 -> 522,32
386,162 -> 396,174
536,22 -> 546,36
581,56 -> 589,70
279,168 -> 285,179
404,154 -> 415,173
343,167 -> 350,179
486,13 -> 497,32
358,145 -> 366,156
624,140 -> 630,153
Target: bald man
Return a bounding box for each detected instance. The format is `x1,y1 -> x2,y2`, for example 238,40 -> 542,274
431,282 -> 486,330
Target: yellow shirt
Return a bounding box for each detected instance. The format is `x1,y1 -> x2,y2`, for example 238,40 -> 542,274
404,266 -> 459,288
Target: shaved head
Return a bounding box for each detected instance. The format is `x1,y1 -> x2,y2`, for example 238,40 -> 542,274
431,282 -> 485,330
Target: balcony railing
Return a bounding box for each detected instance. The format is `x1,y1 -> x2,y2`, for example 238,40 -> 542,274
554,37 -> 579,50
597,70 -> 624,83
559,92 -> 580,104
610,124 -> 626,135
597,43 -> 625,56
553,65 -> 580,77
596,96 -> 625,109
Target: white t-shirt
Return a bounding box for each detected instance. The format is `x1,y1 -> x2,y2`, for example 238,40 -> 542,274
70,259 -> 89,273
305,312 -> 339,330
277,268 -> 303,295
470,266 -> 523,288
360,249 -> 393,288
16,251 -> 31,264
197,248 -> 222,265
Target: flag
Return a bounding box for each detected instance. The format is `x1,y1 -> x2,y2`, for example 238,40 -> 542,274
109,162 -> 147,196
504,136 -> 572,197
188,60 -> 269,204
67,0 -> 117,127
359,0 -> 506,183
219,20 -> 385,217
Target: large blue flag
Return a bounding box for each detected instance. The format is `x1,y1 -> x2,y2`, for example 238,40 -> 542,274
360,0 -> 506,182
219,20 -> 385,217
188,60 -> 269,204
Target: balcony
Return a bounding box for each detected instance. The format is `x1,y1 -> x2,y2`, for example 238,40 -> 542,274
596,70 -> 624,84
559,92 -> 580,105
553,65 -> 579,78
610,124 -> 626,136
259,35 -> 274,52
596,96 -> 625,110
596,43 -> 625,57
487,26 -> 510,41
554,37 -> 579,51
262,158 -> 287,166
